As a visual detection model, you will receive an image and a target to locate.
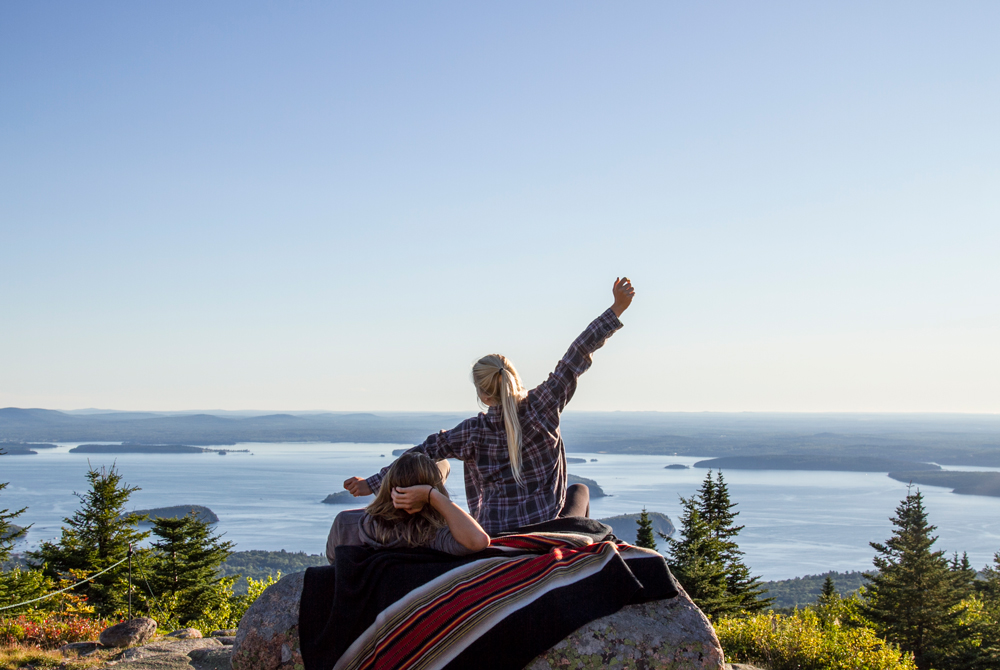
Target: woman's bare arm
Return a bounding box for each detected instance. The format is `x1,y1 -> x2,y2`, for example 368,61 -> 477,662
392,485 -> 491,552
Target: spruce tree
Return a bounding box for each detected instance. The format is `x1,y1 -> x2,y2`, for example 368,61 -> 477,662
29,464 -> 149,616
950,551 -> 978,600
1,449 -> 45,610
862,486 -> 964,670
974,552 -> 1000,670
0,487 -> 28,562
666,495 -> 735,618
146,513 -> 234,625
818,574 -> 838,606
699,471 -> 771,613
635,508 -> 657,550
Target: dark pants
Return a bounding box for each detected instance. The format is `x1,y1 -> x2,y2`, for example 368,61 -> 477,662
558,483 -> 590,518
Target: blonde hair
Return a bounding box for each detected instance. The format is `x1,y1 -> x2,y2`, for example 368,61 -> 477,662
472,354 -> 527,486
365,452 -> 447,547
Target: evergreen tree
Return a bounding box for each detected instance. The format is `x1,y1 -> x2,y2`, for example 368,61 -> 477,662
971,552 -> 1000,670
818,574 -> 837,604
29,464 -> 149,616
815,574 -> 840,625
0,448 -> 50,611
950,551 -> 978,600
0,449 -> 29,561
635,508 -> 657,550
862,486 -> 965,670
144,513 -> 235,625
666,495 -> 736,618
699,471 -> 772,613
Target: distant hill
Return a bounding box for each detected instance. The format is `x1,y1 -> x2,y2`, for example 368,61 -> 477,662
219,549 -> 328,594
694,455 -> 941,473
888,471 -> 1000,498
5,408 -> 1000,467
762,571 -> 870,609
596,512 -> 674,546
130,505 -> 219,524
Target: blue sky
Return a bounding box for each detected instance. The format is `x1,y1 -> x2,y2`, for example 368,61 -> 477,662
2,2 -> 998,413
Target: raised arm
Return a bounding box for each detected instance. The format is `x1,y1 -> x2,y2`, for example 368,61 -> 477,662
343,417 -> 481,496
392,485 -> 490,552
534,277 -> 634,413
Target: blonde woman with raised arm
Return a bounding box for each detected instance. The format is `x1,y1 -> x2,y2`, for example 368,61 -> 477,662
342,277 -> 635,537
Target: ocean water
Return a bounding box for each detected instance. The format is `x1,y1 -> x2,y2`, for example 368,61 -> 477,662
3,442 -> 1000,581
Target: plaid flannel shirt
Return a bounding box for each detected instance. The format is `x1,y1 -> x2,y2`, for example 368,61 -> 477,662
366,308 -> 623,535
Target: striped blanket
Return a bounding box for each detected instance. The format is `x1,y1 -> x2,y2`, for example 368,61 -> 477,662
300,518 -> 679,670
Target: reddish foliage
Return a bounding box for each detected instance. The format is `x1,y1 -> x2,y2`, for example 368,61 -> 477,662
0,614 -> 119,649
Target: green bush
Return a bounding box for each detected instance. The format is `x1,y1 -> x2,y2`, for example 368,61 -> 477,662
716,607 -> 916,670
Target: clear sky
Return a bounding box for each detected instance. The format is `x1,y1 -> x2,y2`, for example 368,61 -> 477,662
2,2 -> 998,414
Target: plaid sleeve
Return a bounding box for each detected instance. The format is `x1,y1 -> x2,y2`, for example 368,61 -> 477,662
533,308 -> 623,414
366,417 -> 480,493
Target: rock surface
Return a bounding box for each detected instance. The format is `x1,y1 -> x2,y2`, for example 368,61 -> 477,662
233,571 -> 725,670
100,617 -> 158,648
113,637 -> 227,670
167,628 -> 203,639
526,589 -> 725,670
59,641 -> 102,655
231,571 -> 304,670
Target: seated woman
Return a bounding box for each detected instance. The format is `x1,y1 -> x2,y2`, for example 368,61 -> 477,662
326,451 -> 490,563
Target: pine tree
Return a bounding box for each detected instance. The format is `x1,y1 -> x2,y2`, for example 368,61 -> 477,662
29,464 -> 149,616
699,471 -> 771,613
818,574 -> 837,606
950,551 -> 978,600
966,551 -> 1000,670
0,448 -> 50,611
862,486 -> 965,670
145,513 -> 235,625
666,495 -> 736,618
0,449 -> 29,561
635,508 -> 657,550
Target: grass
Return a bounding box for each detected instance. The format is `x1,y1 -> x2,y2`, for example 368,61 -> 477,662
0,646 -> 116,670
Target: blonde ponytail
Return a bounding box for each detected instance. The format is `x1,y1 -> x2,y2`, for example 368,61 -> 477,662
472,354 -> 527,486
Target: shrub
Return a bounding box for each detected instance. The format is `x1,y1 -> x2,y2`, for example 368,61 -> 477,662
0,613 -> 115,649
716,608 -> 916,670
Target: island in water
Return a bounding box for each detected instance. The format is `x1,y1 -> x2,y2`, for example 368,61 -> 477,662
322,490 -> 372,505
596,511 -> 674,546
888,470 -> 1000,498
70,443 -> 249,455
664,464 -> 689,470
1,443 -> 59,455
694,454 -> 941,473
130,505 -> 219,524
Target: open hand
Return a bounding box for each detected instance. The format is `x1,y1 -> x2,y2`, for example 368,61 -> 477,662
344,477 -> 373,497
391,485 -> 433,514
611,277 -> 635,317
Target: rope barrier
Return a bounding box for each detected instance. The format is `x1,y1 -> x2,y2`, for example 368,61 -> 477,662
0,555 -> 130,612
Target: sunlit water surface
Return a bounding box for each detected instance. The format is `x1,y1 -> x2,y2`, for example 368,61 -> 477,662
4,443 -> 1000,580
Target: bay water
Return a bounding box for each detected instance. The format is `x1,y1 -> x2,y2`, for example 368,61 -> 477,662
4,442 -> 1000,581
